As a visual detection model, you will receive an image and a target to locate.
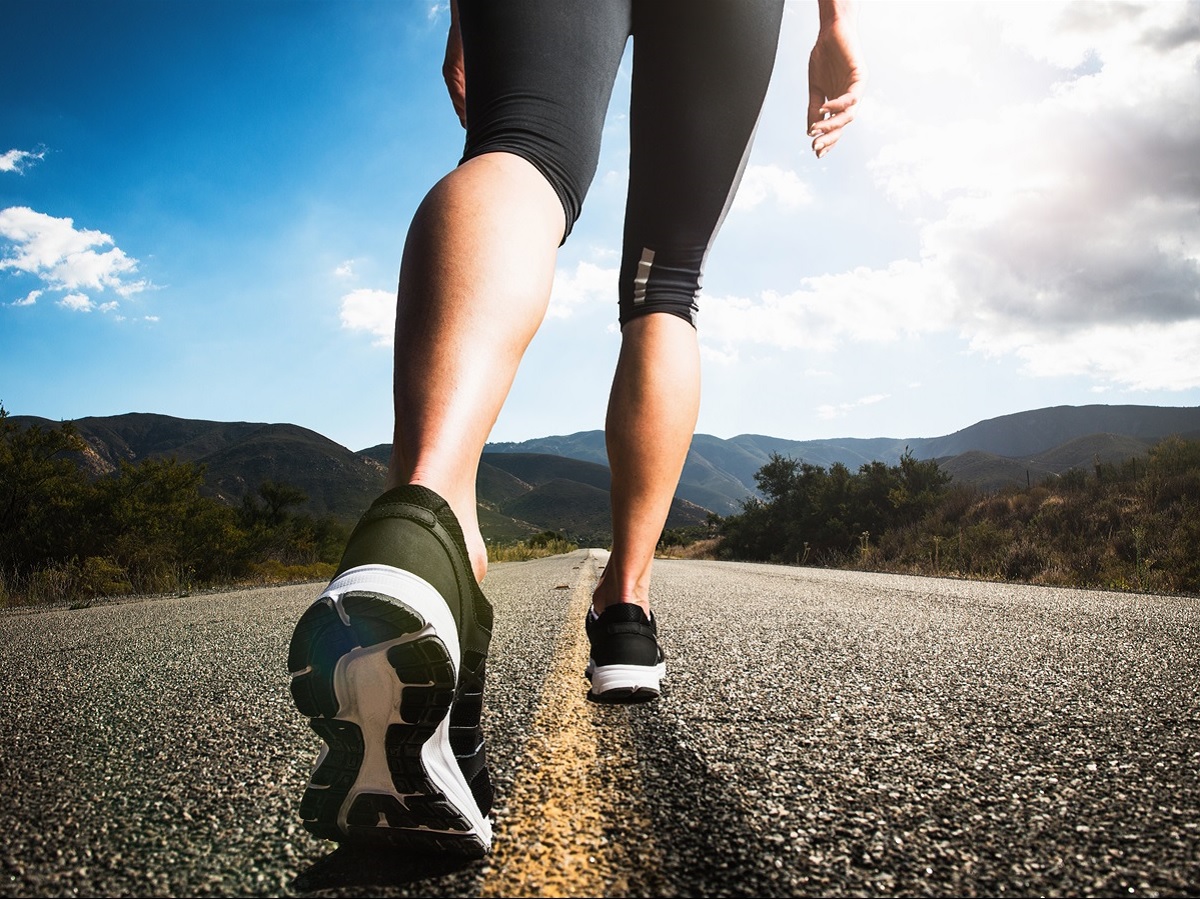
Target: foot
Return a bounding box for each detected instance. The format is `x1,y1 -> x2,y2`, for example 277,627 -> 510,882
584,603 -> 666,703
287,485 -> 494,856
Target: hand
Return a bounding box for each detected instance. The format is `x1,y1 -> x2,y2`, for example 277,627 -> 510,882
443,0 -> 467,128
807,4 -> 867,158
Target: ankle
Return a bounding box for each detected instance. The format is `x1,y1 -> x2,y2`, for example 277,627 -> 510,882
591,555 -> 652,616
590,581 -> 649,617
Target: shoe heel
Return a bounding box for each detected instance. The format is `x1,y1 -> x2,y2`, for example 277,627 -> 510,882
288,566 -> 492,855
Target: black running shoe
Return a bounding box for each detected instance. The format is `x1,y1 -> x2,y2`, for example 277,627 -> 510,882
584,603 -> 666,703
287,485 -> 493,856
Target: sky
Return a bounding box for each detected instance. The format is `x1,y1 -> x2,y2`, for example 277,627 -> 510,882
2,1 -> 1199,453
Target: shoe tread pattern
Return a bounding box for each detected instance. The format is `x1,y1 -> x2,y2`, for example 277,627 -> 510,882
288,591 -> 485,856
336,487 -> 495,820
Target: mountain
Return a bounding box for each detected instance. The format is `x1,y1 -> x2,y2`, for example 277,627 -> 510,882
486,404 -> 1200,511
476,453 -> 708,544
12,403 -> 1197,534
7,413 -> 706,542
12,413 -> 386,521
933,433 -> 1158,493
915,405 -> 1200,459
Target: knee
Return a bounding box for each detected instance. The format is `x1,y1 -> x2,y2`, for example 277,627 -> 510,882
618,246 -> 704,328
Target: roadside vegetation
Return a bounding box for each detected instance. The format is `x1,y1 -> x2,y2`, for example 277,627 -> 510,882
488,530 -> 579,565
712,437 -> 1200,594
1,406 -> 345,607
7,401 -> 1197,606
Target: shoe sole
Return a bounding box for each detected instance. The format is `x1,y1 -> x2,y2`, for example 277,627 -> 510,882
586,660 -> 667,704
288,564 -> 491,856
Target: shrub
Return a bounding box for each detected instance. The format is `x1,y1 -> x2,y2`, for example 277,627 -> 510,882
78,556 -> 132,598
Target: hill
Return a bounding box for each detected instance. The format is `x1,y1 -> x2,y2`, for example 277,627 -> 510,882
13,403 -> 1197,536
8,414 -> 706,544
487,405 -> 1200,510
477,453 -> 708,545
916,405 -> 1200,459
12,413 -> 384,521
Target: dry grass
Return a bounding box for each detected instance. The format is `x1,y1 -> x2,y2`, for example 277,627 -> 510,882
488,538 -> 580,564
656,537 -> 721,561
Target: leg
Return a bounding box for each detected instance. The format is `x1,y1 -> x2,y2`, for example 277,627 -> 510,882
386,151 -> 564,583
595,0 -> 785,614
387,0 -> 632,584
592,312 -> 700,614
291,154 -> 563,854
292,0 -> 636,853
584,2 -> 783,702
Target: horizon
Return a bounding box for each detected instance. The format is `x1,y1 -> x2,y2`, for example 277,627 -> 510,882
8,399 -> 1199,456
3,2 -> 1199,452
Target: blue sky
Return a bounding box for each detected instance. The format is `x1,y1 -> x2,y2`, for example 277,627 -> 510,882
3,1 -> 1199,453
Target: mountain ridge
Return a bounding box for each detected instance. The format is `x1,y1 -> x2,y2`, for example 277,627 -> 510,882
487,404 -> 1200,512
11,403 -> 1199,533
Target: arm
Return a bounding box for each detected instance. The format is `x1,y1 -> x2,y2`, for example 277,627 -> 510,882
807,0 -> 867,158
443,0 -> 467,128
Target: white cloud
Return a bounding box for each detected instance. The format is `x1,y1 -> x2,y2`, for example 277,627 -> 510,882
0,148 -> 45,174
339,288 -> 395,345
0,206 -> 149,296
548,260 -> 616,319
974,319 -> 1200,392
10,289 -> 40,307
334,260 -> 356,279
700,259 -> 958,355
97,300 -> 119,313
699,342 -> 739,366
710,2 -> 1200,394
817,393 -> 891,421
113,279 -> 149,299
59,292 -> 93,312
884,4 -> 1199,388
732,164 -> 812,212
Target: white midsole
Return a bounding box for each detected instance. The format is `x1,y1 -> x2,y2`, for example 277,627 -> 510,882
588,661 -> 667,696
317,564 -> 492,846
321,564 -> 463,677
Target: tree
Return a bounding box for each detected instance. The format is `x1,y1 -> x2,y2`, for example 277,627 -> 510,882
241,480 -> 309,529
720,449 -> 952,565
88,457 -> 241,592
0,406 -> 90,573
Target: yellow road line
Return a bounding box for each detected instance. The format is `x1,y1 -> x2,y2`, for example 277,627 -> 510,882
480,550 -> 667,898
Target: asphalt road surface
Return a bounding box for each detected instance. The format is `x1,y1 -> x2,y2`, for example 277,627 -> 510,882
2,550 -> 1197,898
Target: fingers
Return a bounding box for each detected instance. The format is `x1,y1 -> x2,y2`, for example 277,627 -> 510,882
808,91 -> 859,159
819,90 -> 859,119
806,85 -> 826,135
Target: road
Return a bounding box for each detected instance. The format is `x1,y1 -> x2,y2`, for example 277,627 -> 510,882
1,550 -> 1197,898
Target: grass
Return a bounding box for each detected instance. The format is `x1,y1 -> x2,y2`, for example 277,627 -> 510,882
861,475 -> 1200,594
487,537 -> 579,564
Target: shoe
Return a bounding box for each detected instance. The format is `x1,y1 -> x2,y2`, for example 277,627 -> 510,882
287,484 -> 493,856
584,603 -> 666,703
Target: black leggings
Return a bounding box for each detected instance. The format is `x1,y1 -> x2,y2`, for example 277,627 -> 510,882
457,0 -> 785,328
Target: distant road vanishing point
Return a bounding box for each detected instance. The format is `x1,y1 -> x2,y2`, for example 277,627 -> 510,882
1,552 -> 1197,897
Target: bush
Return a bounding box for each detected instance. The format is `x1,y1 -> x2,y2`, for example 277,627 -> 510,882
1,405 -> 354,604
840,436 -> 1200,594
720,450 -> 952,565
78,556 -> 132,597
